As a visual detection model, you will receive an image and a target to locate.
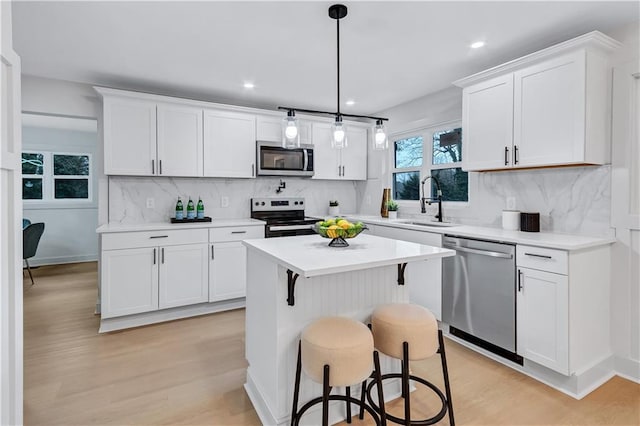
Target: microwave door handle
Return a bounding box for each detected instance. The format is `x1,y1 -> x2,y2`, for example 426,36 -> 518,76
303,149 -> 309,171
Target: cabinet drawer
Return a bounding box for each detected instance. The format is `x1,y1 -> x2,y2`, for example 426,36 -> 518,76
102,229 -> 208,250
210,226 -> 264,242
517,245 -> 567,275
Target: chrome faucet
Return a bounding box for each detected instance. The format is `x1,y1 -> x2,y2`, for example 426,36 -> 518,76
420,176 -> 443,222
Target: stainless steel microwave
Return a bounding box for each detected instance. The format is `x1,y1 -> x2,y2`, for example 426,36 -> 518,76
256,141 -> 314,177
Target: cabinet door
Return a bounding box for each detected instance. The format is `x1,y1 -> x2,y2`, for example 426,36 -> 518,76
514,51 -> 586,168
210,241 -> 247,301
103,97 -> 157,175
311,122 -> 341,179
256,115 -> 312,144
517,267 -> 569,374
371,225 -> 443,320
157,103 -> 203,177
203,110 -> 256,178
158,243 -> 209,309
341,127 -> 368,180
462,74 -> 514,171
101,247 -> 158,318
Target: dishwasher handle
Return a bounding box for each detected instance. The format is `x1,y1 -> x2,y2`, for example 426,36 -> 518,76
443,244 -> 513,259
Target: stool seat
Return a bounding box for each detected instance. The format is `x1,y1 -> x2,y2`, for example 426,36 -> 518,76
302,316 -> 373,387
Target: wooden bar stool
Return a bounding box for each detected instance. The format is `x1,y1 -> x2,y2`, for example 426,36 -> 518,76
365,303 -> 455,425
291,316 -> 387,426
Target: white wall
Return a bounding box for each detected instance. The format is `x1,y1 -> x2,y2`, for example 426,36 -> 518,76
22,124 -> 99,265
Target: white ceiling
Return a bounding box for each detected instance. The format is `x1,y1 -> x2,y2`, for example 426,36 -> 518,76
12,1 -> 640,116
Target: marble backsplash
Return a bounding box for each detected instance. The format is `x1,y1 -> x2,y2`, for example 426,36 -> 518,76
108,176 -> 358,224
357,165 -> 613,237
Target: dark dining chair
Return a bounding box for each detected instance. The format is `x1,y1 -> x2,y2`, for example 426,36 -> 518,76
23,218 -> 31,229
23,222 -> 45,286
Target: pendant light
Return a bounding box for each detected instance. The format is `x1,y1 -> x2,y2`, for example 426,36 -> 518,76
278,4 -> 389,150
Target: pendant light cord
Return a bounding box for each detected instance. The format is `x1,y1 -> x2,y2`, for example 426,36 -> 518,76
336,15 -> 341,115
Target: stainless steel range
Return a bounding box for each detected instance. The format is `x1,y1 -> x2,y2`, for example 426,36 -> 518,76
250,197 -> 320,238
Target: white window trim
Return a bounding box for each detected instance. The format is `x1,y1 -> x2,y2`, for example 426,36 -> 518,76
389,119 -> 469,212
22,150 -> 93,206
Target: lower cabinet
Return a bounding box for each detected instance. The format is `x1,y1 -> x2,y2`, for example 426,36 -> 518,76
158,243 -> 209,309
210,242 -> 246,301
367,224 -> 443,320
516,267 -> 569,374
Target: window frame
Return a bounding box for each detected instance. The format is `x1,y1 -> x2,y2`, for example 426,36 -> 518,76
22,150 -> 93,205
388,119 -> 469,212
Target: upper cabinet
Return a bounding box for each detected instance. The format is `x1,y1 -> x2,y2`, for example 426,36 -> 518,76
311,122 -> 368,180
455,31 -> 621,172
99,88 -> 203,176
204,109 -> 256,178
256,115 -> 312,145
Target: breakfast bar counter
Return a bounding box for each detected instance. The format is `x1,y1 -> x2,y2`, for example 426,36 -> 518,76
242,234 -> 454,425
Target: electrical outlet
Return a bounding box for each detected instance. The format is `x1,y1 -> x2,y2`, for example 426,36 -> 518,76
146,198 -> 154,209
506,197 -> 516,210
221,196 -> 229,208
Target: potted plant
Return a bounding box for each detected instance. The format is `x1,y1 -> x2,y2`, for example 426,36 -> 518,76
329,200 -> 340,216
386,200 -> 398,219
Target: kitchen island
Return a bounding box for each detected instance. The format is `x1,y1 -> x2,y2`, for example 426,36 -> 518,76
242,233 -> 455,426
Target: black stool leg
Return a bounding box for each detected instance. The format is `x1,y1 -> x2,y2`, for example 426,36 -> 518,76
438,330 -> 455,426
373,350 -> 387,426
402,341 -> 410,426
346,386 -> 352,423
322,365 -> 331,426
359,379 -> 367,420
291,341 -> 302,426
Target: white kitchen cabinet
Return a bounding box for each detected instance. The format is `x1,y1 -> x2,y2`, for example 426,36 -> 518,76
209,225 -> 264,302
203,109 -> 256,178
158,243 -> 209,309
517,267 -> 569,374
256,115 -> 312,145
368,224 -> 443,319
101,247 -> 159,318
456,32 -> 620,171
103,96 -> 157,176
99,88 -> 204,177
311,122 -> 367,180
100,229 -> 209,318
157,103 -> 203,176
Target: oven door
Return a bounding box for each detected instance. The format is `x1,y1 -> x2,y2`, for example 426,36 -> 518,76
257,141 -> 314,177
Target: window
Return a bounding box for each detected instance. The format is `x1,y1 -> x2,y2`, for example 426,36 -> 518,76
390,123 -> 468,203
21,151 -> 92,201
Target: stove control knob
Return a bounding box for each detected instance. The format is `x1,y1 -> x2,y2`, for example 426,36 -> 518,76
261,202 -> 265,206
300,201 -> 304,205
254,202 -> 259,206
294,201 -> 298,205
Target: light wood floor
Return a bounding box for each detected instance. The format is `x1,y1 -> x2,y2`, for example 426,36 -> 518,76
23,262 -> 639,425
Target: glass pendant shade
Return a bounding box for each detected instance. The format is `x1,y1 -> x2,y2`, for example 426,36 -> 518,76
372,119 -> 389,150
331,116 -> 348,149
282,111 -> 300,149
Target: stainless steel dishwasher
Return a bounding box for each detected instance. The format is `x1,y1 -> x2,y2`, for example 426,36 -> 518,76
442,235 -> 523,364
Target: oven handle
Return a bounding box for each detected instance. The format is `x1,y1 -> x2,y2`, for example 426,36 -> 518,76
269,224 -> 314,231
444,245 -> 513,259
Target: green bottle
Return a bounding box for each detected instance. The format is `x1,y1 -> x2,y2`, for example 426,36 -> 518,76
175,197 -> 184,220
197,197 -> 205,219
186,197 -> 196,219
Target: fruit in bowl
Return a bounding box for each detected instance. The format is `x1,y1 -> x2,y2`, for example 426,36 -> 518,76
313,218 -> 367,246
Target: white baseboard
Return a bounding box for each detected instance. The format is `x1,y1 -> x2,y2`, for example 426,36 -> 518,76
27,254 -> 97,267
615,356 -> 640,383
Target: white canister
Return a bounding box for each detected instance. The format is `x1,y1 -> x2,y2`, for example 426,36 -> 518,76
502,210 -> 520,230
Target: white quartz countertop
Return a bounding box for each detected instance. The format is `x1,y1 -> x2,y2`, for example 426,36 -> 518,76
347,215 -> 615,251
243,233 -> 455,278
96,218 -> 265,234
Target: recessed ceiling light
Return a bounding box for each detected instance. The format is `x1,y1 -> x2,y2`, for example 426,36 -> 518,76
471,41 -> 485,49
244,82 -> 255,89
345,100 -> 355,106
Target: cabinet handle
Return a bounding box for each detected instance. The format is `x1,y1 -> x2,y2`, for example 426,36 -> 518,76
153,248 -> 156,265
161,247 -> 165,264
342,166 -> 345,176
211,244 -> 214,260
150,235 -> 168,239
524,252 -> 553,259
338,165 -> 341,176
518,269 -> 523,292
514,145 -> 519,165
159,159 -> 163,175
231,231 -> 247,234
504,146 -> 510,166
152,159 -> 155,174
252,164 -> 255,177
